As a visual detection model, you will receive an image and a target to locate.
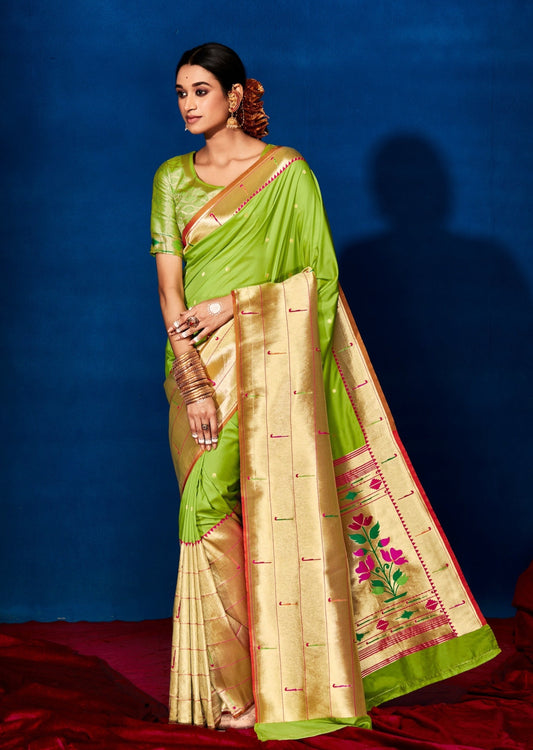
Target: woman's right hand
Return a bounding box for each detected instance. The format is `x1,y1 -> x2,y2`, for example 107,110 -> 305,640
187,397 -> 218,451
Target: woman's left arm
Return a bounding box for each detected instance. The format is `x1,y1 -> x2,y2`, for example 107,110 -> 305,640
169,294 -> 234,344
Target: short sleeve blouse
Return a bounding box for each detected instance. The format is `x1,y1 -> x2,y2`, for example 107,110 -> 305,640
150,152 -> 223,258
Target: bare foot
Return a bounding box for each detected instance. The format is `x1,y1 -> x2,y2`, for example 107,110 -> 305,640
218,704 -> 256,730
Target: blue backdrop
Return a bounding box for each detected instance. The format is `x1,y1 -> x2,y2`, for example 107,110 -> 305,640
2,1 -> 532,622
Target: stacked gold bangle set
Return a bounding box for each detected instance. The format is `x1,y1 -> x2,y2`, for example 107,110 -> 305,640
169,303 -> 225,444
170,349 -> 213,406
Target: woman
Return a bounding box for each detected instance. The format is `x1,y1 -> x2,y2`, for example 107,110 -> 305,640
151,42 -> 499,741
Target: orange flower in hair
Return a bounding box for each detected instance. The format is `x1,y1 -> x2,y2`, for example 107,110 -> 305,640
241,79 -> 269,139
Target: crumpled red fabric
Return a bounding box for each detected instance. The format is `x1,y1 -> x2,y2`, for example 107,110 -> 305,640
0,615 -> 531,750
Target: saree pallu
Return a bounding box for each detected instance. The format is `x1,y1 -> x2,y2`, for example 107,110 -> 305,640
159,147 -> 499,741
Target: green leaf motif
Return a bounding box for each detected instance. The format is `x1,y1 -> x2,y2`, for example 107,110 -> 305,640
369,522 -> 380,540
400,610 -> 414,619
371,584 -> 385,596
349,533 -> 367,544
393,569 -> 402,582
346,491 -> 357,500
396,573 -> 408,585
371,580 -> 384,588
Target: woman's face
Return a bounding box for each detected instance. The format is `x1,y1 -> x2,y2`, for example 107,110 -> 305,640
176,64 -> 230,136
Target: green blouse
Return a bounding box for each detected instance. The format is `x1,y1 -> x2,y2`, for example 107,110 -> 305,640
150,145 -> 276,258
150,151 -> 223,258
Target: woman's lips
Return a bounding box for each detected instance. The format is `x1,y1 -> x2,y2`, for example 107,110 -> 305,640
187,116 -> 201,124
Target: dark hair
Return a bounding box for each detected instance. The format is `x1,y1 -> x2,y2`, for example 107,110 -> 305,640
176,42 -> 246,94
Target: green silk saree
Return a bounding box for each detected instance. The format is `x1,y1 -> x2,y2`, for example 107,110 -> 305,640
151,145 -> 499,741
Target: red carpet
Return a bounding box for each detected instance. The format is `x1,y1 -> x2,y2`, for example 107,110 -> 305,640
0,614 -> 531,749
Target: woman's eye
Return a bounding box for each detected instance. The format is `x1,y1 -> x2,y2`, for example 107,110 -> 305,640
195,89 -> 208,97
176,91 -> 186,99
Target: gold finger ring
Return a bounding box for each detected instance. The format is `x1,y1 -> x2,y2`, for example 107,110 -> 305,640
186,315 -> 200,327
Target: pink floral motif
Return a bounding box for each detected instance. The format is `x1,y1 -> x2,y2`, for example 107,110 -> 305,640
380,547 -> 408,565
355,555 -> 375,582
346,511 -> 409,601
376,619 -> 389,631
348,514 -> 373,531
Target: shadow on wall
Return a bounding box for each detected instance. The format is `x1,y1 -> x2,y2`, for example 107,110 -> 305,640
339,134 -> 533,612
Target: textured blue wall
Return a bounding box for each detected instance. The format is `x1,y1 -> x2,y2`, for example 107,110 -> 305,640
2,1 -> 532,621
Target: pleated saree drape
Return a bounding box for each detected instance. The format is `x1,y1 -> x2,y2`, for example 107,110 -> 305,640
151,146 -> 499,741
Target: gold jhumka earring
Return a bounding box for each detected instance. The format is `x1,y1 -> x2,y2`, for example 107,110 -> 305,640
226,87 -> 240,129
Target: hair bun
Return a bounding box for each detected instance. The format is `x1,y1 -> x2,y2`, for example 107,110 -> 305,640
241,78 -> 269,139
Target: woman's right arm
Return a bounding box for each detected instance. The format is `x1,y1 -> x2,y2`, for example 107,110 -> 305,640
155,253 -> 189,357
155,253 -> 219,450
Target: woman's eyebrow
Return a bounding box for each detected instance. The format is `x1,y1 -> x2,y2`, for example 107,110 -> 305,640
175,81 -> 212,89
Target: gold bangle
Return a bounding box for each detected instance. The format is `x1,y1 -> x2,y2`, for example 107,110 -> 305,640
170,349 -> 213,405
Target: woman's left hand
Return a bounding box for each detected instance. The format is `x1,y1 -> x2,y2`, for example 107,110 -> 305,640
167,294 -> 233,343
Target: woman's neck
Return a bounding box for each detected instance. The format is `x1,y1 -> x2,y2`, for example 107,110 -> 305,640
193,129 -> 267,187
197,128 -> 263,167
